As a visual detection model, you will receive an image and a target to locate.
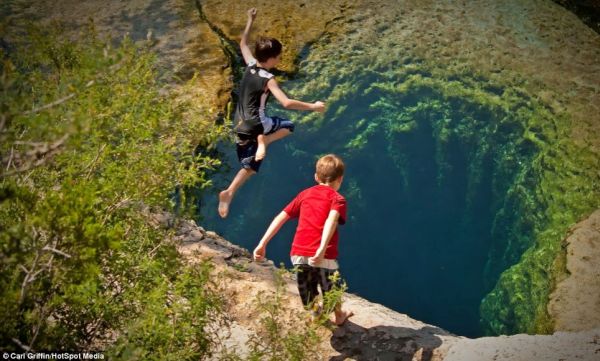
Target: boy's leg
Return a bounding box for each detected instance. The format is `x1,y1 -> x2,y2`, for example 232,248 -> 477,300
265,128 -> 292,145
219,137 -> 262,218
218,168 -> 255,218
255,128 -> 292,161
255,134 -> 267,161
296,264 -> 320,309
333,303 -> 353,326
256,116 -> 294,161
318,268 -> 353,325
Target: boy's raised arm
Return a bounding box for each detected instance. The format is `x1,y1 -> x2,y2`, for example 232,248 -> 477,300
309,210 -> 340,266
240,8 -> 257,65
253,211 -> 290,261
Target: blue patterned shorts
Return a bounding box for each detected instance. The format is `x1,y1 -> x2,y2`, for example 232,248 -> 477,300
236,116 -> 294,173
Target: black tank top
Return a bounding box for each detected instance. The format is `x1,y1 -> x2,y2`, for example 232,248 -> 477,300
234,59 -> 274,138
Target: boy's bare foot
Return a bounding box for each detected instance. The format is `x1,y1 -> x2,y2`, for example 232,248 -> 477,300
333,310 -> 354,326
255,142 -> 266,161
218,190 -> 232,218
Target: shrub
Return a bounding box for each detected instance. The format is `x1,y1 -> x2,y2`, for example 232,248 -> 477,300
0,22 -> 226,357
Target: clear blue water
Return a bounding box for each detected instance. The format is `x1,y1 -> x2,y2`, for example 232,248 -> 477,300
194,0 -> 545,331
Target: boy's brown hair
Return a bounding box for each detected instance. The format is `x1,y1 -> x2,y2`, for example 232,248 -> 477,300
316,154 -> 345,183
255,36 -> 282,63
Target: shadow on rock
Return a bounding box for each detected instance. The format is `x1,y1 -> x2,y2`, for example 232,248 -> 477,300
330,321 -> 445,361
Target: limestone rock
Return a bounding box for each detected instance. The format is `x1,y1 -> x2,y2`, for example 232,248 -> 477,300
444,328 -> 600,361
549,209 -> 600,332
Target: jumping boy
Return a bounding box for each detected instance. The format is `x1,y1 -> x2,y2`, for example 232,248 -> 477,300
218,8 -> 326,218
253,154 -> 353,325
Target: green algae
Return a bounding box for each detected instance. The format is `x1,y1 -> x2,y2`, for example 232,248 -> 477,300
481,134 -> 600,334
278,43 -> 600,334
200,0 -> 600,335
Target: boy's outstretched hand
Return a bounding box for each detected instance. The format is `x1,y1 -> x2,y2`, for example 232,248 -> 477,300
247,8 -> 257,21
312,101 -> 326,113
253,244 -> 266,262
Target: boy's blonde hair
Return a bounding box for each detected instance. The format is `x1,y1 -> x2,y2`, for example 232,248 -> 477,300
316,154 -> 345,183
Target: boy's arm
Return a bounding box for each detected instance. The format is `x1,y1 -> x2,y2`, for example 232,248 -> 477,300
240,8 -> 257,65
253,211 -> 290,261
267,78 -> 326,112
308,210 -> 340,266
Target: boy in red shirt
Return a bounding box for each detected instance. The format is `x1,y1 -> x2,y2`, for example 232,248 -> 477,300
253,154 -> 353,325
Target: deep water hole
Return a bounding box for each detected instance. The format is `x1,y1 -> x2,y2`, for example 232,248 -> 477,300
200,80 -> 541,337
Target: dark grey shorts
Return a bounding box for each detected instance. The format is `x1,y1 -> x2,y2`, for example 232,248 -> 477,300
236,138 -> 261,172
295,264 -> 341,307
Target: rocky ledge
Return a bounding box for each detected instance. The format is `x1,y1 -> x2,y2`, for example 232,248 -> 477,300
155,207 -> 600,360
549,209 -> 600,332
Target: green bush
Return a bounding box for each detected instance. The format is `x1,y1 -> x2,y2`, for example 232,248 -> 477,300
0,22 -> 227,357
244,266 -> 347,361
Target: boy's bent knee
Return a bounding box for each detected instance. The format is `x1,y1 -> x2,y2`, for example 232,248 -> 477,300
268,116 -> 295,134
281,121 -> 295,133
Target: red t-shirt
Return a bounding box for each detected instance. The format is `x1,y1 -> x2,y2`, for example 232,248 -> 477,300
283,184 -> 347,259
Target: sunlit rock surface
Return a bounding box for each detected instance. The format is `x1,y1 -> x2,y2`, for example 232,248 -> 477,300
551,0 -> 600,33
444,327 -> 600,361
549,209 -> 600,332
199,0 -> 350,75
1,0 -> 230,115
